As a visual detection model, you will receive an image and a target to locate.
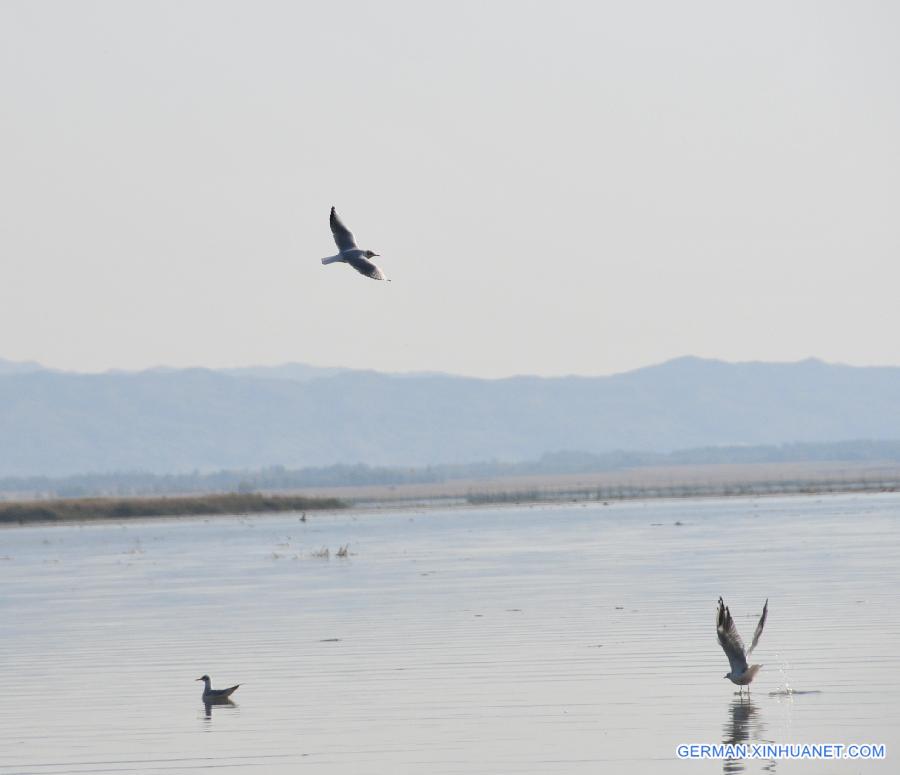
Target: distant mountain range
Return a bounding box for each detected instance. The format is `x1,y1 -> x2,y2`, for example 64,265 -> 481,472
0,357 -> 45,375
2,356 -> 900,477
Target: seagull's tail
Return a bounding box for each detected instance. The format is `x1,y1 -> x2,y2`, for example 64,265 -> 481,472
321,255 -> 343,265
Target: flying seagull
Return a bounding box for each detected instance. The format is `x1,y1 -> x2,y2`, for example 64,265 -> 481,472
321,206 -> 389,281
196,674 -> 240,701
716,597 -> 768,695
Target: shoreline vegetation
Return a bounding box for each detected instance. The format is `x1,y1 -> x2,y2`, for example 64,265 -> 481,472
2,463 -> 900,525
5,440 -> 900,501
0,493 -> 344,525
463,476 -> 899,505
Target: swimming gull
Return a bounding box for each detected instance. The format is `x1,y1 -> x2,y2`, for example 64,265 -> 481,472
196,674 -> 240,701
321,206 -> 389,281
716,597 -> 768,695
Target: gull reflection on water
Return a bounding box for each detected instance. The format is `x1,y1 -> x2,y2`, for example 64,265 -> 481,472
203,697 -> 237,720
722,697 -> 776,774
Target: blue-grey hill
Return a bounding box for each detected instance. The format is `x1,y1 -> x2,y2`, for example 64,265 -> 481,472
1,356 -> 899,477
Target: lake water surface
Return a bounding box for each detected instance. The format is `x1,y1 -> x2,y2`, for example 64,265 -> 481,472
2,493 -> 898,773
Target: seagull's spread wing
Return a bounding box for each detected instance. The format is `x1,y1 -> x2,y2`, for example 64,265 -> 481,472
330,207 -> 358,252
746,599 -> 768,656
346,254 -> 387,281
717,597 -> 749,675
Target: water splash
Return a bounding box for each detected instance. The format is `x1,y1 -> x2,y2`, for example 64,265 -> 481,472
770,651 -> 793,697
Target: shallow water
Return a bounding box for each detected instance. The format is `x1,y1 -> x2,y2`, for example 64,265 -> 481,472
1,493 -> 897,773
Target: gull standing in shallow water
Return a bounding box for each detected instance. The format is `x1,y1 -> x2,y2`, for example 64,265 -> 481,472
716,597 -> 768,695
196,674 -> 240,702
321,206 -> 389,281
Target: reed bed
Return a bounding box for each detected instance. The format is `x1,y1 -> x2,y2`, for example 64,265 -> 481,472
0,493 -> 344,524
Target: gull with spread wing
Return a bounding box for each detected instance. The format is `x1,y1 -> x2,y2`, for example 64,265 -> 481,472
321,206 -> 389,281
716,597 -> 768,695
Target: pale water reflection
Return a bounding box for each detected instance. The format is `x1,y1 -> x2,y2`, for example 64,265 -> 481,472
203,697 -> 237,720
1,493 -> 897,773
721,698 -> 772,774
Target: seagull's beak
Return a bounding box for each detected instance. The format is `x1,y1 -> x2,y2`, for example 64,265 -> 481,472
195,677 -> 203,681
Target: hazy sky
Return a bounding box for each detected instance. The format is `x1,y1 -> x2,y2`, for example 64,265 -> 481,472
1,1 -> 898,377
